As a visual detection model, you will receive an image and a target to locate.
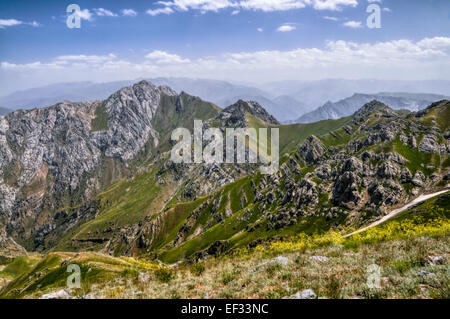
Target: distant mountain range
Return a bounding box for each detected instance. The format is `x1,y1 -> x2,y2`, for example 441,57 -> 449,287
261,79 -> 450,109
0,78 -> 305,122
293,92 -> 450,123
2,78 -> 450,122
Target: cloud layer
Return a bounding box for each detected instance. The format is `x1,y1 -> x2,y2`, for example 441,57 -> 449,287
147,0 -> 359,15
1,37 -> 449,92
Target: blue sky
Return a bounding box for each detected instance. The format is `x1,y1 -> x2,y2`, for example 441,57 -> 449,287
1,0 -> 450,95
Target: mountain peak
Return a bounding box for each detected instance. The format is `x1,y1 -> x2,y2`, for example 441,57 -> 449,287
221,100 -> 280,126
352,100 -> 396,121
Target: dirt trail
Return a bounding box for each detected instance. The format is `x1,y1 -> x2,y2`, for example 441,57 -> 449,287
343,189 -> 449,238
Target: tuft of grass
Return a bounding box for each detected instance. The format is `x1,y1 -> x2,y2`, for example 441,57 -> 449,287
221,271 -> 236,285
391,259 -> 415,274
154,268 -> 174,283
325,274 -> 342,299
190,263 -> 205,276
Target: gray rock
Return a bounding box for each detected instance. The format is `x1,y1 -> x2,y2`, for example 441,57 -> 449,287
332,171 -> 361,208
272,256 -> 289,265
296,179 -> 318,208
286,289 -> 317,299
40,289 -> 72,299
400,167 -> 412,184
310,256 -> 329,263
419,134 -> 439,153
377,161 -> 400,179
408,136 -> 417,148
417,270 -> 432,277
411,171 -> 426,187
427,255 -> 446,265
298,135 -> 326,164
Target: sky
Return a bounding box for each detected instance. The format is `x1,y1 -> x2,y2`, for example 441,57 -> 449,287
1,0 -> 450,95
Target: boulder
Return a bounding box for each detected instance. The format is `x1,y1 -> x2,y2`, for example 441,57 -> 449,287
310,256 -> 329,263
40,289 -> 72,299
419,134 -> 439,153
285,289 -> 317,299
377,161 -> 400,179
411,171 -> 425,187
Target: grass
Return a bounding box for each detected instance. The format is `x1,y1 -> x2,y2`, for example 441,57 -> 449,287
392,138 -> 436,176
1,192 -> 448,299
278,116 -> 351,154
0,256 -> 40,278
91,103 -> 108,131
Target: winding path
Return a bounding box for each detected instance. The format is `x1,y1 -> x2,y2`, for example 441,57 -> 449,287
343,189 -> 449,238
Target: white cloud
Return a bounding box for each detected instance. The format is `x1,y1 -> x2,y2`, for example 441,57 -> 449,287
310,0 -> 358,11
383,7 -> 391,12
277,24 -> 296,32
122,9 -> 138,16
75,9 -> 93,21
231,9 -> 240,15
240,0 -> 305,12
145,50 -> 190,64
161,0 -> 237,12
343,20 -> 362,28
323,16 -> 338,21
55,54 -> 117,64
146,7 -> 175,16
146,0 -> 359,15
257,27 -> 264,32
28,21 -> 41,27
0,19 -> 23,28
0,18 -> 42,29
94,8 -> 118,17
2,37 -> 449,89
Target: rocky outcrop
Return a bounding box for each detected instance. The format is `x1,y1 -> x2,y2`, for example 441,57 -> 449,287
332,172 -> 361,209
0,225 -> 27,262
298,136 -> 326,164
218,100 -> 279,127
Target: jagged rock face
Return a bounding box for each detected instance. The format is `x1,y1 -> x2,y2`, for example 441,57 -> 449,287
298,136 -> 326,164
332,172 -> 361,209
419,134 -> 440,153
0,81 -> 177,250
91,81 -> 177,160
296,178 -> 318,208
377,161 -> 401,179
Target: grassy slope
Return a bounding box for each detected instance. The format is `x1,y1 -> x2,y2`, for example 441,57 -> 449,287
155,116 -> 355,263
2,192 -> 448,299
